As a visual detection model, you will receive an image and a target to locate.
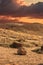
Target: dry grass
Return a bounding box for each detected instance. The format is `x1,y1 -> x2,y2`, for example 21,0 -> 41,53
0,22 -> 43,65
0,28 -> 43,48
0,47 -> 43,65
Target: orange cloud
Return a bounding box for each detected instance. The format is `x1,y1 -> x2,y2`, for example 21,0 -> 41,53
16,0 -> 27,6
12,0 -> 27,6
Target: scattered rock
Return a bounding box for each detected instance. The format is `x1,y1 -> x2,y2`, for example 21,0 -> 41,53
41,45 -> 43,51
17,47 -> 27,55
10,42 -> 23,48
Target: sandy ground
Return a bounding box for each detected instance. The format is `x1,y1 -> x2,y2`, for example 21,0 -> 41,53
0,23 -> 43,65
0,47 -> 43,65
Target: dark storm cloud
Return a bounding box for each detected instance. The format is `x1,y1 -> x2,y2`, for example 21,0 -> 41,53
0,0 -> 43,18
27,2 -> 43,18
14,2 -> 43,18
0,0 -> 19,15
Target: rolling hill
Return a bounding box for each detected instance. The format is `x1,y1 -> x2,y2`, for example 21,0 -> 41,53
0,20 -> 43,36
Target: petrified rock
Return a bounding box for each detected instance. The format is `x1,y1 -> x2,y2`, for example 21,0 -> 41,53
17,47 -> 27,55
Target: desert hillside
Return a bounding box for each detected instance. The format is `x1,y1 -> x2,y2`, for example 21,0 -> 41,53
0,21 -> 43,35
0,22 -> 43,65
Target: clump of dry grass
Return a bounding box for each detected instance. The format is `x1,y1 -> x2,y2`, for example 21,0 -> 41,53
0,44 -> 9,48
30,42 -> 38,46
32,45 -> 43,54
0,28 -> 43,49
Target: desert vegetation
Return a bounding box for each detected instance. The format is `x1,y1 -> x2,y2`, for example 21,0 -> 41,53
0,22 -> 43,65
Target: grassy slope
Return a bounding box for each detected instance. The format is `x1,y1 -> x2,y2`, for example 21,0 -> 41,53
0,22 -> 43,47
0,21 -> 43,65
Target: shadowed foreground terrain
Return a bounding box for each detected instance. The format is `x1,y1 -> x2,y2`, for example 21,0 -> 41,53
0,21 -> 43,65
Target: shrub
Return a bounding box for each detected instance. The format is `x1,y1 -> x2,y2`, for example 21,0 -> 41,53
10,42 -> 23,48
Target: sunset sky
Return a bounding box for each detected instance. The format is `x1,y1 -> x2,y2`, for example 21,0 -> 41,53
25,0 -> 43,5
0,0 -> 43,23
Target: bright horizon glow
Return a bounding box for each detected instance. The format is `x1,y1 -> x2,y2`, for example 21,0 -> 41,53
0,15 -> 43,24
25,0 -> 43,5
